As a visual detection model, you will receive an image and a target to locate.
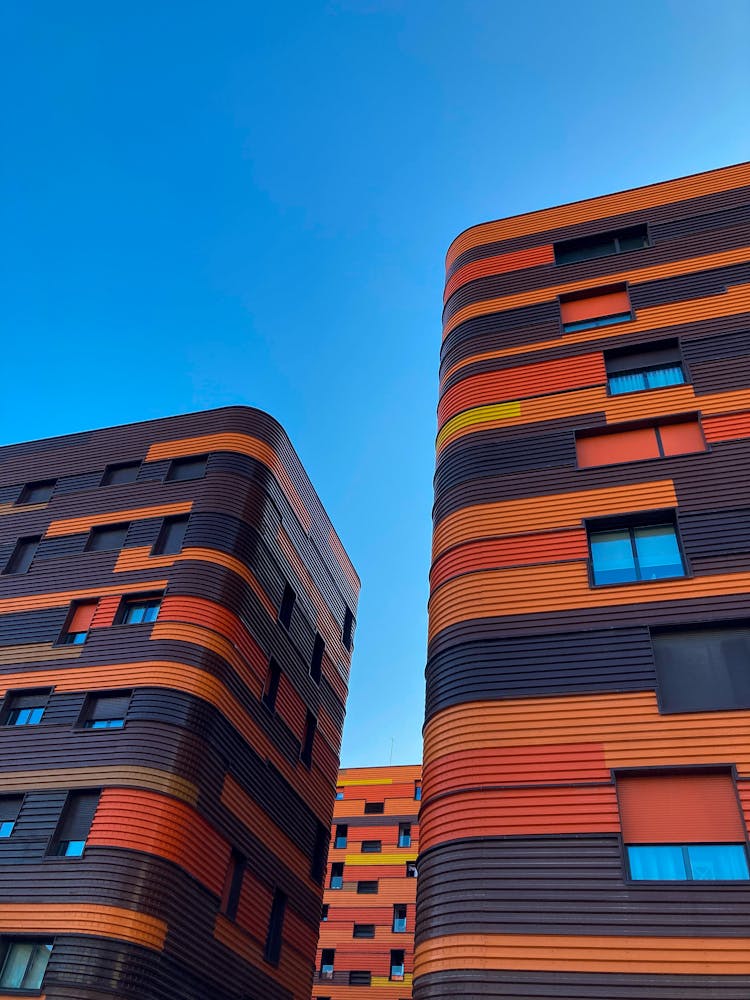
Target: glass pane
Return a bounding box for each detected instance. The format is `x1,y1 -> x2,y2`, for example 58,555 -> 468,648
125,605 -> 145,624
590,530 -> 637,585
143,603 -> 160,623
645,365 -> 685,389
628,845 -> 687,880
608,372 -> 647,395
22,943 -> 52,989
0,942 -> 33,987
0,821 -> 13,837
618,233 -> 649,251
634,525 -> 684,580
59,839 -> 86,857
687,844 -> 750,880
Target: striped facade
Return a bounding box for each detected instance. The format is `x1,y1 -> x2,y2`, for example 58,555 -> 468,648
416,162 -> 750,997
0,406 -> 358,1000
313,765 -> 420,999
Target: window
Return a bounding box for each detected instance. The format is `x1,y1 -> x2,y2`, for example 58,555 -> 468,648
588,515 -> 685,586
264,888 -> 287,965
262,659 -> 281,712
605,339 -> 685,395
153,515 -> 189,556
0,797 -> 22,838
560,285 -> 632,333
101,461 -> 140,486
398,823 -> 412,848
652,624 -> 750,713
321,903 -> 329,922
392,904 -> 407,933
17,480 -> 55,505
86,523 -> 129,552
119,596 -> 161,625
80,692 -> 131,729
356,880 -> 378,894
310,633 -> 324,684
311,822 -> 328,883
0,939 -> 53,990
342,607 -> 354,650
335,788 -> 344,800
320,949 -> 335,979
414,782 -> 422,801
300,711 -> 316,767
555,224 -> 649,265
279,584 -> 295,628
353,924 -> 375,938
576,417 -> 706,469
363,801 -> 384,814
49,791 -> 99,857
349,971 -> 371,986
60,601 -> 98,645
221,850 -> 246,920
166,455 -> 208,482
329,862 -> 344,889
390,950 -> 405,982
406,862 -> 418,878
334,824 -> 348,849
617,771 -> 749,881
1,690 -> 50,727
3,536 -> 40,575
361,840 -> 382,853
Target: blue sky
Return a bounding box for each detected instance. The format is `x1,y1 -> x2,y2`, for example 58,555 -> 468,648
2,1 -> 749,766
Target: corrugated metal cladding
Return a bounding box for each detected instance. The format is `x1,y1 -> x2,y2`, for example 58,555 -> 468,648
416,163 -> 750,999
312,764 -> 421,1000
0,406 -> 359,1000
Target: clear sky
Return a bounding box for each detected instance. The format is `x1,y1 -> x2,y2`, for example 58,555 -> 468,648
2,1 -> 749,766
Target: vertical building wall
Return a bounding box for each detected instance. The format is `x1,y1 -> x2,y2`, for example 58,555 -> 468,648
0,406 -> 358,1000
313,764 -> 420,998
416,163 -> 750,998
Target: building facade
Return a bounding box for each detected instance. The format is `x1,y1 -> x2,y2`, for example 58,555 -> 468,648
417,162 -> 750,997
0,406 -> 358,1000
313,764 -> 420,998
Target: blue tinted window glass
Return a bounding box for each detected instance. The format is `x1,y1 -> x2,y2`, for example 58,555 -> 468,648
687,844 -> 750,880
645,365 -> 685,389
633,525 -> 684,580
0,821 -> 14,837
87,719 -> 124,729
609,372 -> 648,394
330,875 -> 343,889
628,845 -> 687,880
590,529 -> 637,585
143,602 -> 160,622
124,604 -> 145,624
564,313 -> 632,333
58,839 -> 85,857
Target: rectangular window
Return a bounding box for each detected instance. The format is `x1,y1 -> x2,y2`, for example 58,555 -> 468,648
342,607 -> 354,650
652,625 -> 750,713
1,690 -> 50,727
588,516 -> 685,586
311,822 -> 328,883
310,633 -> 324,684
80,692 -> 131,729
605,339 -> 685,395
0,797 -> 22,839
352,923 -> 375,938
560,285 -> 632,333
0,939 -> 53,990
86,523 -> 129,552
329,862 -> 344,889
398,823 -> 412,848
335,788 -> 344,800
3,536 -> 40,575
166,455 -> 208,482
349,971 -> 372,986
153,515 -> 189,555
361,840 -> 382,853
555,224 -> 649,265
320,949 -> 335,979
363,801 -> 384,814
334,824 -> 348,849
16,480 -> 55,505
60,600 -> 98,645
392,904 -> 407,933
627,843 -> 750,880
101,461 -> 140,486
321,903 -> 329,921
576,417 -> 706,469
356,880 -> 378,894
279,583 -> 295,628
262,659 -> 281,712
264,888 -> 287,965
221,850 -> 246,920
50,791 -> 99,858
390,949 -> 405,982
406,862 -> 418,878
119,596 -> 162,625
300,711 -> 316,767
414,782 -> 422,801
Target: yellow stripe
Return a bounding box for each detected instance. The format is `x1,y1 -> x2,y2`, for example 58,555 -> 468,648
372,974 -> 413,987
437,400 -> 520,449
344,852 -> 418,865
338,777 -> 394,786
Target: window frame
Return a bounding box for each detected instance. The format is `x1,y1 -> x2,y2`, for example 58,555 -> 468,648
0,689 -> 51,728
334,824 -> 348,849
15,481 -> 55,506
652,622 -> 750,715
2,536 -> 41,576
116,594 -> 163,626
329,862 -> 344,890
46,790 -> 100,860
85,523 -> 130,553
625,842 -> 750,883
554,223 -> 651,266
604,338 -> 688,397
77,690 -> 132,731
0,938 -> 53,991
558,283 -> 633,334
100,461 -> 141,487
352,923 -> 375,939
165,454 -> 208,483
574,414 -> 708,471
0,795 -> 24,839
585,511 -> 688,588
152,515 -> 189,556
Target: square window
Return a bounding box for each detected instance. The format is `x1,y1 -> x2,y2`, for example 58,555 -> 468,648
59,600 -> 98,646
166,455 -> 208,482
652,624 -> 750,713
119,596 -> 162,625
86,523 -> 129,552
588,515 -> 685,586
80,692 -> 131,730
0,939 -> 53,990
16,480 -> 55,505
153,515 -> 189,556
3,536 -> 41,575
101,461 -> 141,486
1,690 -> 50,727
335,788 -> 344,800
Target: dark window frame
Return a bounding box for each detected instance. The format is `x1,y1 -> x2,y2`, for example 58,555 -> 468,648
558,283 -> 633,334
585,510 -> 688,588
0,795 -> 24,839
116,594 -> 163,626
221,849 -> 246,920
604,338 -> 687,397
352,923 -> 375,939
0,689 -> 51,727
342,607 -> 354,650
300,711 -> 316,768
47,790 -> 100,859
152,515 -> 189,556
356,880 -> 378,894
278,584 -> 295,629
329,862 -> 344,889
2,536 -> 41,575
0,937 -> 54,991
392,903 -> 407,933
263,888 -> 287,966
15,480 -> 55,506
363,801 -> 384,815
334,824 -> 348,849
310,633 -> 324,684
625,842 -> 750,882
361,840 -> 382,853
398,822 -> 412,847
554,223 -> 651,266
262,659 -> 281,712
652,623 -> 750,714
101,461 -> 141,487
349,971 -> 372,986
85,523 -> 130,553
166,454 -> 208,483
77,690 -> 132,731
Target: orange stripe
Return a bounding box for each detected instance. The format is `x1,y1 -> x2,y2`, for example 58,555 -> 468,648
0,903 -> 166,951
46,502 -> 192,538
0,580 -> 168,615
704,408 -> 750,443
444,244 -> 554,301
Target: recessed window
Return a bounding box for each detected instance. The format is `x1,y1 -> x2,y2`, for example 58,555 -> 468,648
414,782 -> 422,801
588,515 -> 685,586
628,843 -> 750,880
560,285 -> 632,333
356,880 -> 378,894
349,971 -> 372,986
0,939 -> 53,990
652,624 -> 750,713
153,515 -> 189,556
60,600 -> 98,645
363,801 -> 384,815
263,888 -> 287,966
279,584 -> 295,628
321,903 -> 329,922
1,690 -> 50,727
0,797 -> 22,838
406,862 -> 418,879
334,824 -> 348,849
300,711 -> 316,767
361,840 -> 382,853
392,904 -> 407,933
335,788 -> 344,800
320,948 -> 335,979
605,339 -> 685,395
49,791 -> 99,858
555,224 -> 649,265
329,862 -> 344,889
262,659 -> 281,712
576,417 -> 706,469
220,849 -> 246,921
390,949 -> 405,982
353,923 -> 375,939
310,633 -> 324,684
3,536 -> 40,575
342,607 -> 354,651
398,823 -> 412,848
80,691 -> 131,729
16,480 -> 55,505
101,462 -> 141,486
119,596 -> 162,625
166,455 -> 208,482
86,523 -> 129,552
